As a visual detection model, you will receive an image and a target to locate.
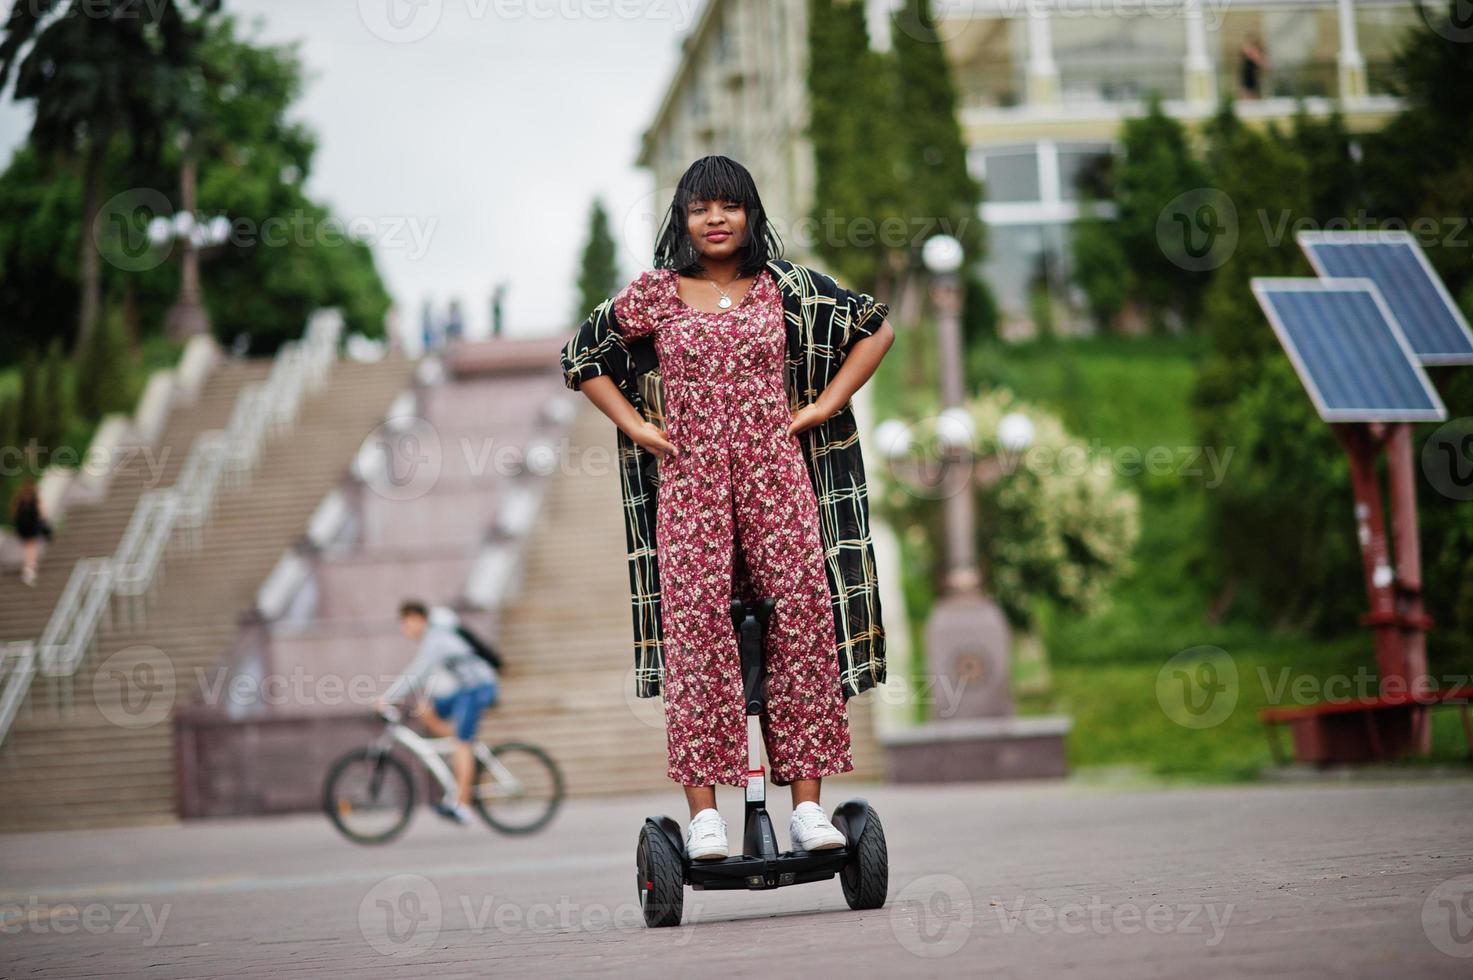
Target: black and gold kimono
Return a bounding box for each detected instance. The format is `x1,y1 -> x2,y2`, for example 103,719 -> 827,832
560,259 -> 889,701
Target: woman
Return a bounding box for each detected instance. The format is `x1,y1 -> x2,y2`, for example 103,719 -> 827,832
1239,33 -> 1267,100
11,478 -> 49,587
561,156 -> 894,859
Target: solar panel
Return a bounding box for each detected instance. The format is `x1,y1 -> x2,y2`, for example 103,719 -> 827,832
1251,278 -> 1447,423
1299,231 -> 1473,364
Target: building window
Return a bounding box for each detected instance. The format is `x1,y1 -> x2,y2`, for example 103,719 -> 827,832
978,145 -> 1040,204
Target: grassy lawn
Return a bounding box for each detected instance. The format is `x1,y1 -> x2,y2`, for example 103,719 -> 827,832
887,332 -> 1471,782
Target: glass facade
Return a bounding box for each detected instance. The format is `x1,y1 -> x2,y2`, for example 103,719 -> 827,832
1052,10 -> 1188,104
975,141 -> 1115,331
941,2 -> 1418,332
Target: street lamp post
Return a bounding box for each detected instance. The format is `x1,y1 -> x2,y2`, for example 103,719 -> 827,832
872,235 -> 1071,782
919,234 -> 1014,718
156,155 -> 230,342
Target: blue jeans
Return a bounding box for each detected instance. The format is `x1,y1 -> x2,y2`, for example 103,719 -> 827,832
432,682 -> 498,742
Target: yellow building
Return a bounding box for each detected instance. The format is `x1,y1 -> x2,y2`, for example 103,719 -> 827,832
637,0 -> 1422,327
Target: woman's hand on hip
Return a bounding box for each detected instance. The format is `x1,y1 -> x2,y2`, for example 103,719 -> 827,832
631,420 -> 679,461
788,402 -> 831,436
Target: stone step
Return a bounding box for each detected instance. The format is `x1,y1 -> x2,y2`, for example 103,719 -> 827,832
0,354 -> 415,829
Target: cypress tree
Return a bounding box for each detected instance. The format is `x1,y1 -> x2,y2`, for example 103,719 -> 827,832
75,303 -> 135,420
16,349 -> 45,456
41,340 -> 70,452
891,0 -> 983,261
807,0 -> 903,293
575,198 -> 620,320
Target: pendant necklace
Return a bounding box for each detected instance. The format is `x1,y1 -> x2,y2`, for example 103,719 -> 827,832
706,274 -> 740,309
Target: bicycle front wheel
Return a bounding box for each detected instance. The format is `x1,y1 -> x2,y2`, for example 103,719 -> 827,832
323,747 -> 416,845
471,742 -> 564,835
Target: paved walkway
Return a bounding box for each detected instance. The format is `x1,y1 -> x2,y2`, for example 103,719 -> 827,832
2,780 -> 1471,978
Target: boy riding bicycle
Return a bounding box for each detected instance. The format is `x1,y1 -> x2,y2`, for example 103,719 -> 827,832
376,600 -> 500,825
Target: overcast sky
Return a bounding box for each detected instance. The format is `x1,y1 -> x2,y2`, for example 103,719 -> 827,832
0,0 -> 701,341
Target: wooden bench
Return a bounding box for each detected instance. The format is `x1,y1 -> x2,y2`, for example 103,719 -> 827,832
1260,684 -> 1473,765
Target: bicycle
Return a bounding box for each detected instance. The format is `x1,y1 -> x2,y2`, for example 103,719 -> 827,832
323,704 -> 564,845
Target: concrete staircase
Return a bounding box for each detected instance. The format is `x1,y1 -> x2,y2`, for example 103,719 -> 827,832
476,400 -> 883,798
0,356 -> 412,831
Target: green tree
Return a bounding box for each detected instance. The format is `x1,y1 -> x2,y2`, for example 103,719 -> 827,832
1191,118 -> 1363,628
575,199 -> 619,319
0,12 -> 392,361
0,388 -> 18,460
1071,211 -> 1133,330
1360,0 -> 1473,298
18,341 -> 71,456
74,304 -> 135,420
890,0 -> 985,268
1291,108 -> 1360,221
171,14 -> 390,350
1356,2 -> 1473,669
0,146 -> 87,362
1114,97 -> 1211,329
807,0 -> 903,293
16,349 -> 45,456
0,0 -> 219,353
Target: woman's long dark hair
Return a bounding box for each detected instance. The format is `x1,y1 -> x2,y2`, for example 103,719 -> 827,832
653,155 -> 784,277
11,478 -> 37,518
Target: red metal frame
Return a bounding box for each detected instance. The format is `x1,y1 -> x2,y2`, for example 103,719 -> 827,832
1287,421 -> 1442,763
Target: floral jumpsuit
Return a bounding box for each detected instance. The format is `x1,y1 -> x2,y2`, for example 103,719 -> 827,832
613,268 -> 854,788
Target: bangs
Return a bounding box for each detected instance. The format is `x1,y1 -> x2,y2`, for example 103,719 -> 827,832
675,157 -> 757,209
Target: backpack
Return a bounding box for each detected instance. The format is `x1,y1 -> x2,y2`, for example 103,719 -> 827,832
455,624 -> 504,671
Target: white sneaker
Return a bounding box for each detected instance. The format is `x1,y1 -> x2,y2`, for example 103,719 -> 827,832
20,567 -> 36,587
789,801 -> 845,852
685,807 -> 729,860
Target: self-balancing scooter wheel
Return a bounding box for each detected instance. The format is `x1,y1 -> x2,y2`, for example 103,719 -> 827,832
637,819 -> 686,927
838,803 -> 888,910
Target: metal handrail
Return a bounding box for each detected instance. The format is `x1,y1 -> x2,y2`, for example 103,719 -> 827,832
0,313 -> 344,748
112,490 -> 181,627
0,641 -> 37,744
38,558 -> 114,678
174,432 -> 230,546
